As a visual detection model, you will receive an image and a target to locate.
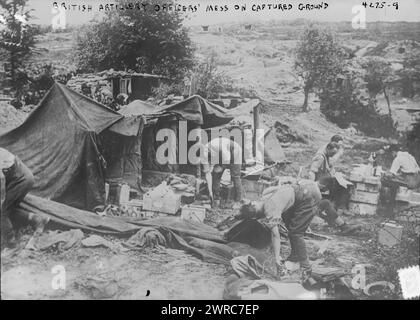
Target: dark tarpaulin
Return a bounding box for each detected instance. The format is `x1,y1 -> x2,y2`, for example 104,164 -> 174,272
18,195 -> 278,266
0,83 -> 123,209
161,95 -> 234,129
108,115 -> 144,136
18,195 -> 235,264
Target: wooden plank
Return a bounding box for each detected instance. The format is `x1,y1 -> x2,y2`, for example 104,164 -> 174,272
355,182 -> 380,193
349,172 -> 364,183
396,191 -> 420,205
365,176 -> 381,185
350,190 -> 380,205
349,201 -> 377,216
349,171 -> 380,185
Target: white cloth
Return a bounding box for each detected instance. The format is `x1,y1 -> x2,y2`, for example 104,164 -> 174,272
390,151 -> 420,175
0,147 -> 15,170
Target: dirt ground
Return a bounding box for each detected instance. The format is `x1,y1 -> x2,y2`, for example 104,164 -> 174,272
1,241 -> 228,300
0,123 -> 417,300
1,92 -> 416,300
2,211 -> 405,300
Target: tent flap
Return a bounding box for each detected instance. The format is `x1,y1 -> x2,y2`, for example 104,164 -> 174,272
161,95 -> 234,128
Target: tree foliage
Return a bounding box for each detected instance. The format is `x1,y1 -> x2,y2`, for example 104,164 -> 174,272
0,0 -> 37,83
361,56 -> 393,117
193,53 -> 232,99
319,64 -> 397,138
152,52 -> 233,100
398,50 -> 420,98
294,24 -> 345,111
75,0 -> 194,79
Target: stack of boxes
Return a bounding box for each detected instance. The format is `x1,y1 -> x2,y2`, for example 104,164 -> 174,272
348,165 -> 381,216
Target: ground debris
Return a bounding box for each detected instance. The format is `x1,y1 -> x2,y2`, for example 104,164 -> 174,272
82,235 -> 119,252
274,120 -> 309,144
123,227 -> 166,249
75,274 -> 124,299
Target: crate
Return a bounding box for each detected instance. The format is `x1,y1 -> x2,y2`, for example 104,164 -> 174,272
396,188 -> 420,205
355,182 -> 380,193
119,199 -> 142,217
349,167 -> 381,185
350,190 -> 380,205
143,184 -> 181,214
378,222 -> 403,247
349,202 -> 377,216
181,205 -> 206,223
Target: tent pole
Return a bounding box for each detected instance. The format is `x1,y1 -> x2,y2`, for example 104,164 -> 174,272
196,124 -> 202,195
253,104 -> 260,158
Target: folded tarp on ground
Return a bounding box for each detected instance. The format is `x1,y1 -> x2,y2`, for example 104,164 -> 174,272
18,195 -> 140,235
18,195 -> 237,264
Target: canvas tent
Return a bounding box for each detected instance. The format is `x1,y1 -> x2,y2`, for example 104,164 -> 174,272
0,83 -> 142,210
139,95 -> 235,173
0,82 -> 282,211
0,85 -> 235,209
119,95 -> 234,127
160,95 -> 234,129
119,99 -> 157,116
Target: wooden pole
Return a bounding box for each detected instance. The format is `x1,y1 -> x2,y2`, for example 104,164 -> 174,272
253,104 -> 260,158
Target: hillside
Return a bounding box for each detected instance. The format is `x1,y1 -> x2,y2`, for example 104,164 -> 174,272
189,21 -> 420,133
2,21 -> 420,136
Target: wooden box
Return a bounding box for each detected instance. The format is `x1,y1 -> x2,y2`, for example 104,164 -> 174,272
349,202 -> 377,216
349,168 -> 380,185
143,184 -> 181,214
355,182 -> 380,193
350,190 -> 380,205
378,222 -> 403,247
181,205 -> 206,223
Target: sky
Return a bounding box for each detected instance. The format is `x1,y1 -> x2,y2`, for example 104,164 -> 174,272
26,0 -> 420,26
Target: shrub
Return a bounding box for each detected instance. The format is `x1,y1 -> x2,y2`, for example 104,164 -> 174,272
320,65 -> 397,138
74,0 -> 194,80
192,53 -> 233,99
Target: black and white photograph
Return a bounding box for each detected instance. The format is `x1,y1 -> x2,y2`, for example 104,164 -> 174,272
1,0 -> 419,304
